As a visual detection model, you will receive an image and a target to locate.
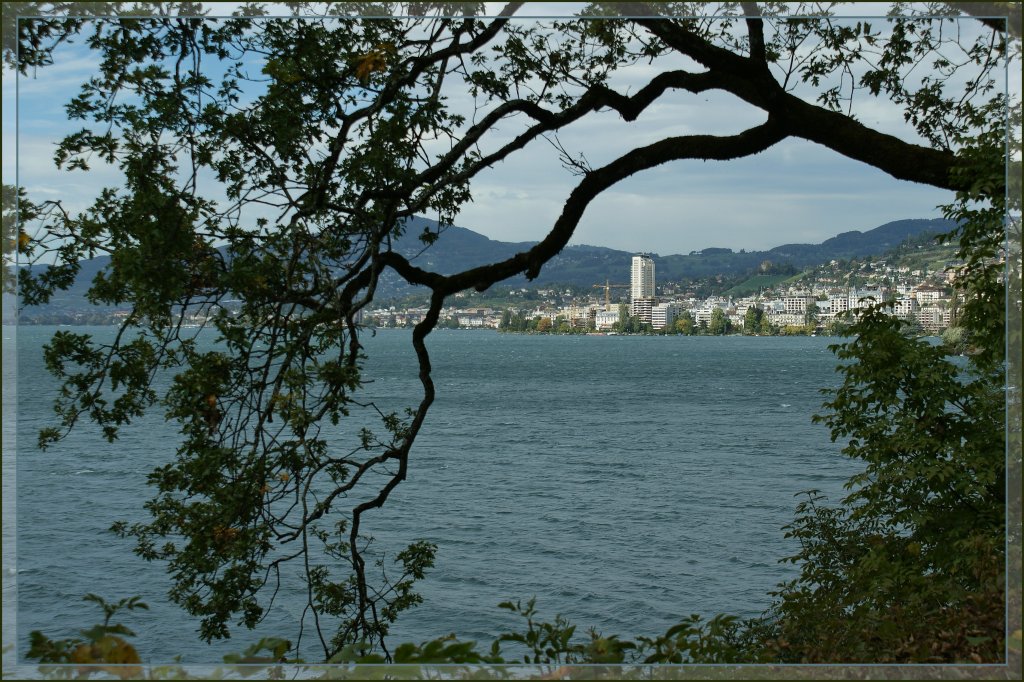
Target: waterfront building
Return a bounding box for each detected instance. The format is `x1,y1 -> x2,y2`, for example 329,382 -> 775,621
829,294 -> 850,315
770,311 -> 805,327
651,301 -> 683,330
693,303 -> 726,327
631,297 -> 655,325
595,309 -> 620,330
783,294 -> 815,316
892,295 -> 920,319
456,314 -> 486,327
564,304 -> 596,328
918,305 -> 952,334
829,288 -> 883,315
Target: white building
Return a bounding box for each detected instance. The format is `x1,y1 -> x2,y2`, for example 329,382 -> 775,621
913,285 -> 944,305
631,254 -> 655,300
829,288 -> 883,316
595,309 -> 620,330
892,296 -> 920,319
734,298 -> 760,314
631,297 -> 655,325
783,294 -> 815,316
651,302 -> 683,330
456,315 -> 486,327
769,311 -> 805,327
693,302 -> 726,327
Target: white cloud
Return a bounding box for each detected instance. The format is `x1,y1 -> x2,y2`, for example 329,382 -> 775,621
459,133 -> 955,255
13,50 -> 103,101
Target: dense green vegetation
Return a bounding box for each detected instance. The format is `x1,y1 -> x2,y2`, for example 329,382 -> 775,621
4,1 -> 1019,676
723,273 -> 795,297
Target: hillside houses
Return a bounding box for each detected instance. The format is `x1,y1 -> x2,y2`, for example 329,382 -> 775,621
369,252 -> 972,336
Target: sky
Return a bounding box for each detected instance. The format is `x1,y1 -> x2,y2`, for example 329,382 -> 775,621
2,2 -> 1019,257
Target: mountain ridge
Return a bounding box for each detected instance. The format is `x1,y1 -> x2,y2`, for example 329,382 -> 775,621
7,216 -> 956,320
386,215 -> 956,289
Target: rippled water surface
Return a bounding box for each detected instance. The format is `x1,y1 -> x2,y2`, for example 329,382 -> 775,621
10,326 -> 861,663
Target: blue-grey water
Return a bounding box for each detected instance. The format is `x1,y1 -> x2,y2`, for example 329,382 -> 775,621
7,326 -> 862,664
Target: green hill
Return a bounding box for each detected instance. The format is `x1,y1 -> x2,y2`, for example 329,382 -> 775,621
724,273 -> 796,297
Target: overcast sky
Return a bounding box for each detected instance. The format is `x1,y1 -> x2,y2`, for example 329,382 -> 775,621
3,3 -> 1019,257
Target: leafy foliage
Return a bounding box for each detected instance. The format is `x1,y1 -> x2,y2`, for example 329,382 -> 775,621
25,594 -> 148,679
2,184 -> 39,294
753,109 -> 1012,662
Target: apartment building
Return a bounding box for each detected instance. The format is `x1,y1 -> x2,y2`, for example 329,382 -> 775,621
631,297 -> 655,325
892,295 -> 920,319
630,254 -> 656,300
918,305 -> 952,334
651,301 -> 683,330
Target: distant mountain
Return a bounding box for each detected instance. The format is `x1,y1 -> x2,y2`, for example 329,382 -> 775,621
6,216 -> 955,320
386,215 -> 956,290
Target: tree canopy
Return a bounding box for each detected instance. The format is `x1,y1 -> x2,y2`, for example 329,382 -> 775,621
3,0 -> 1019,666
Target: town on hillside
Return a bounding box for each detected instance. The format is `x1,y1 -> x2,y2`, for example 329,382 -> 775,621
367,246 -> 979,337
9,232 -> 983,334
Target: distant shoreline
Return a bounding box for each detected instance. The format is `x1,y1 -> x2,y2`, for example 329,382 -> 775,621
1,323 -> 946,343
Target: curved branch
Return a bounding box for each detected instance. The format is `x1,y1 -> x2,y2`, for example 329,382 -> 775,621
403,68 -> 727,215
778,95 -> 962,191
384,118 -> 788,296
630,10 -> 970,192
342,287 -> 444,660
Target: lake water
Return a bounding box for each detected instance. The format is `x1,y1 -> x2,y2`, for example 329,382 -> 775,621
7,326 -> 863,663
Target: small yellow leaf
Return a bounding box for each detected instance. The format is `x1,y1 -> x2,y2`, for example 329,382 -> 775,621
17,231 -> 31,252
212,525 -> 240,545
278,472 -> 290,482
353,50 -> 388,83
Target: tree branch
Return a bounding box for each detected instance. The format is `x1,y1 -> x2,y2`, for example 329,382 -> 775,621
631,11 -> 969,192
947,2 -> 1022,38
741,1 -> 768,64
777,94 -> 963,191
385,118 -> 788,296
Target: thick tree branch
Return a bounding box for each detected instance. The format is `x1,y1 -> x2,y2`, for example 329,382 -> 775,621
631,11 -> 970,192
741,1 -> 768,64
948,2 -> 1022,38
385,118 -> 788,296
777,94 -> 963,191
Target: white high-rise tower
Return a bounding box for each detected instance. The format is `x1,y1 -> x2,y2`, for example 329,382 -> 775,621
630,254 -> 655,300
630,254 -> 656,324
